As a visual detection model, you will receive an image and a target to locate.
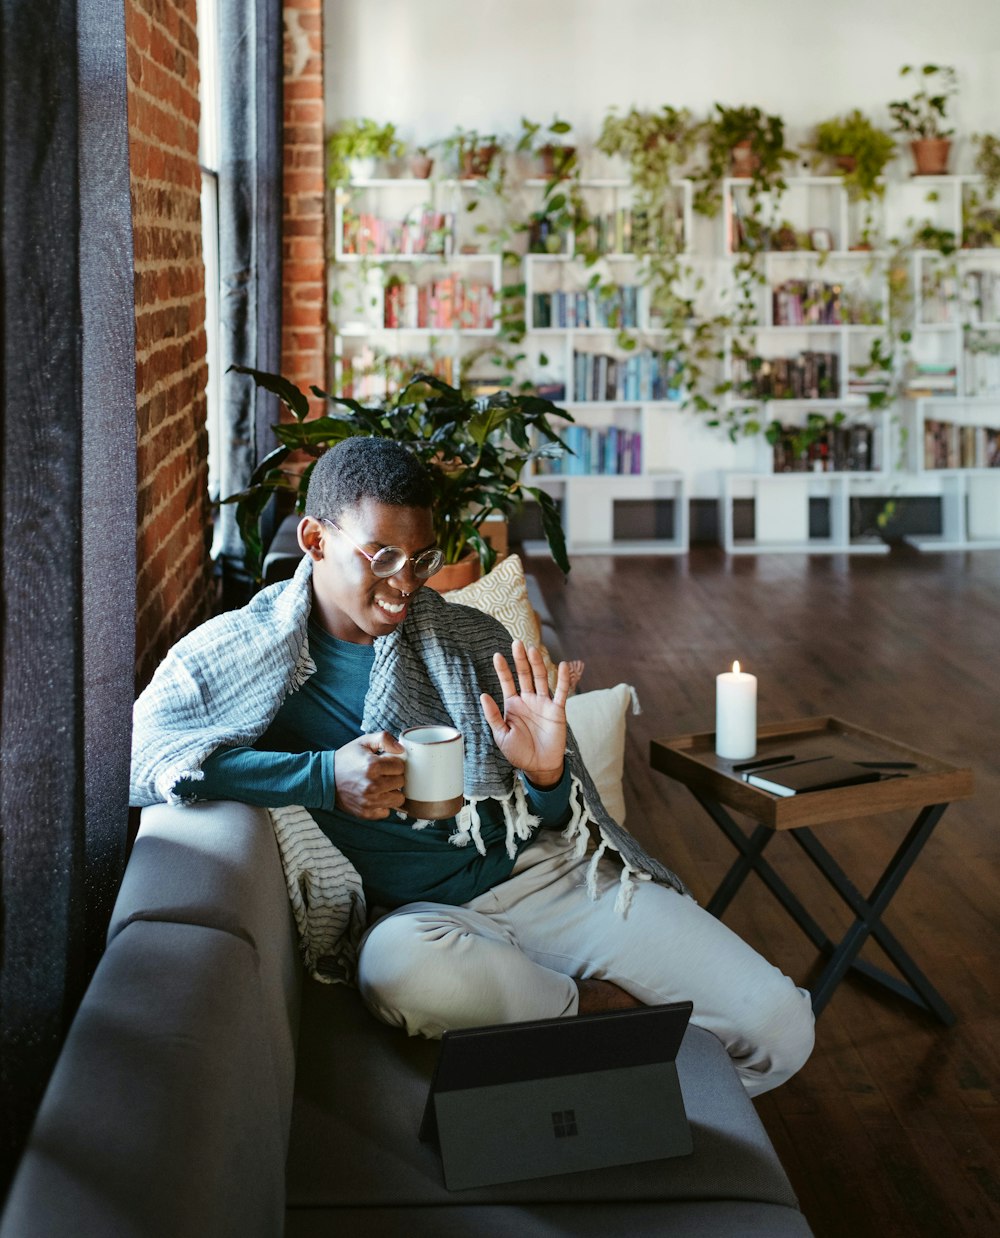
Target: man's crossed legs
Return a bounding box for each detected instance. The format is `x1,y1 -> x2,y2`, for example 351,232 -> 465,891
358,830 -> 814,1097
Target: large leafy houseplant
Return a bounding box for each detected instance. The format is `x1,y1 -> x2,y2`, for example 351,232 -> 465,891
224,367 -> 574,581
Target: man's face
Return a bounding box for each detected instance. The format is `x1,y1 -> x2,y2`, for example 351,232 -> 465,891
299,498 -> 437,644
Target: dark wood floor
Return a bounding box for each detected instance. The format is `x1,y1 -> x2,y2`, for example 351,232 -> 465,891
525,544 -> 1000,1238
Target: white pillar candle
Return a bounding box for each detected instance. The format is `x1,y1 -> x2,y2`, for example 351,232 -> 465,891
716,660 -> 757,761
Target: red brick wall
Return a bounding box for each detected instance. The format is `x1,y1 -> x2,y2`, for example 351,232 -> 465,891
125,0 -> 214,687
282,0 -> 327,416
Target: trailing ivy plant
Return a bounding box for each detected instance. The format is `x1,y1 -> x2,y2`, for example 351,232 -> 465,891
963,134 -> 1000,249
692,105 -> 797,437
594,106 -> 727,420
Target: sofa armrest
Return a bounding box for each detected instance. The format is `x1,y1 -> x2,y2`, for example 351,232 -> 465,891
2,921 -> 287,1238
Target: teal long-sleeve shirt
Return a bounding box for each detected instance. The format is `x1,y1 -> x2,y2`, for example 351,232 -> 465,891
177,619 -> 571,909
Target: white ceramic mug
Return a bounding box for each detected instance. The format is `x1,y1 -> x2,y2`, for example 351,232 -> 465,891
400,725 -> 465,819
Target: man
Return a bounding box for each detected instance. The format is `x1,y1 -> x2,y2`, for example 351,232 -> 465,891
131,437 -> 813,1096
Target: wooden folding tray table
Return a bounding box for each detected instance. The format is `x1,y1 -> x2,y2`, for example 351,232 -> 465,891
650,716 -> 974,1023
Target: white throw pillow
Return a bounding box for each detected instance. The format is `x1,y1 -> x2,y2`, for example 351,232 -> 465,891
565,683 -> 639,826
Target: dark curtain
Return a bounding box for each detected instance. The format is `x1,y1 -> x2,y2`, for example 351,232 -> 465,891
0,0 -> 137,1191
215,0 -> 284,581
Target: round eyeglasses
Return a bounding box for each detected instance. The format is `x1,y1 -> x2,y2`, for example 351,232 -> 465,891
321,519 -> 444,580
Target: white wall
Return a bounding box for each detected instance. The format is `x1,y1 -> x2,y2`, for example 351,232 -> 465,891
324,0 -> 1000,160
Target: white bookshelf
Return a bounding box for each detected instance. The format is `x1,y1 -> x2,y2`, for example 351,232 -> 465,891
328,172 -> 1000,556
524,471 -> 689,556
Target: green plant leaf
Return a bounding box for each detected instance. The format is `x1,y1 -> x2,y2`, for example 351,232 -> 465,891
229,365 -> 310,420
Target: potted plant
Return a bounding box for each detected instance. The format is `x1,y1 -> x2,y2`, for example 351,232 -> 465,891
408,144 -> 434,179
596,105 -> 701,194
223,367 -> 573,585
514,117 -> 584,256
809,110 -> 896,200
695,105 -> 796,212
888,64 -> 958,176
517,116 -> 577,177
326,118 -> 403,184
437,126 -> 503,180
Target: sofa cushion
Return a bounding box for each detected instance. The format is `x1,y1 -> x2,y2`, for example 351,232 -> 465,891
286,983 -> 802,1212
110,801 -> 302,1135
444,553 -> 559,689
565,683 -> 636,824
2,920 -> 287,1238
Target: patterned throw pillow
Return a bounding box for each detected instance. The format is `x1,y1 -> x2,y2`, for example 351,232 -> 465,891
443,553 -> 559,689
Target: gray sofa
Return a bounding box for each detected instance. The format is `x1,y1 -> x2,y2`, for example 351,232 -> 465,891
3,799 -> 814,1237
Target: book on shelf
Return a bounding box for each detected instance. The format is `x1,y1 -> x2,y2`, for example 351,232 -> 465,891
531,380 -> 567,402
772,279 -> 843,327
905,363 -> 958,398
732,351 -> 839,401
535,422 -> 643,477
576,202 -> 682,256
341,209 -> 454,257
572,349 -> 681,402
531,287 -> 639,331
384,277 -> 494,330
771,422 -> 877,473
923,418 -> 1000,469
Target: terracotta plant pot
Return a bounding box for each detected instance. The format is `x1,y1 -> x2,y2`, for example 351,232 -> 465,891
409,154 -> 433,179
835,155 -> 857,173
461,144 -> 499,179
730,140 -> 759,178
424,551 -> 482,593
539,144 -> 576,177
910,138 -> 951,176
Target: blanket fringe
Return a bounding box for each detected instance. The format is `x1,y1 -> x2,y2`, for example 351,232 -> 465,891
500,780 -> 541,859
614,862 -> 638,916
560,774 -> 593,860
585,839 -> 609,899
450,798 -> 487,855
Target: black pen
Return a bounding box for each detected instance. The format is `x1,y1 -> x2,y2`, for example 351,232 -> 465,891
855,761 -> 918,769
731,753 -> 796,772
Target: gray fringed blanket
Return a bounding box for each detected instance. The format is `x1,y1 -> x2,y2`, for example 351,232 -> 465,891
130,554 -> 688,980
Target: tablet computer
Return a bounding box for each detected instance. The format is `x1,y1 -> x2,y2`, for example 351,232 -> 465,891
419,1000 -> 694,1191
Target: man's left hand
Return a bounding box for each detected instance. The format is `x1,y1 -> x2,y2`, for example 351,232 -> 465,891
480,640 -> 570,788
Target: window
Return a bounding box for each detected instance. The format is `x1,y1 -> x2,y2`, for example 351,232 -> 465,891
198,0 -> 222,555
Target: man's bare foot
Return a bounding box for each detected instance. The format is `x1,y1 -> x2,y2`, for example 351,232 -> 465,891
576,978 -> 644,1014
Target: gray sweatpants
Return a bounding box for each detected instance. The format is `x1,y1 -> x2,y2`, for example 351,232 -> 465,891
357,830 -> 815,1096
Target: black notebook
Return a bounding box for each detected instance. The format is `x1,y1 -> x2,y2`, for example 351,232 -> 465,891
743,756 -> 883,797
